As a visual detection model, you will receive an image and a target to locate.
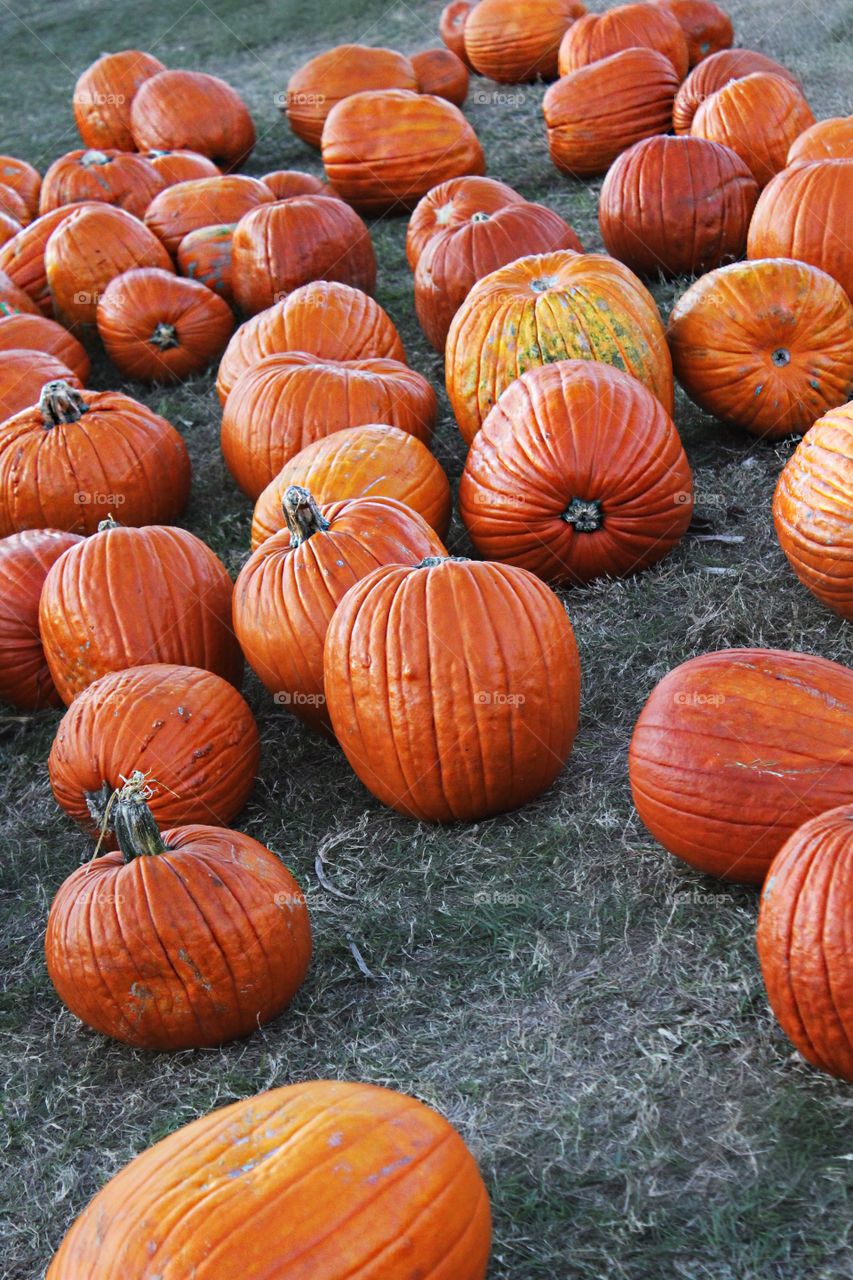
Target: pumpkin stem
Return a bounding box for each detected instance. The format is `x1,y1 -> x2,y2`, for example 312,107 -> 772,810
97,514 -> 122,532
283,485 -> 330,548
562,497 -> 603,533
110,772 -> 168,861
417,554 -> 471,568
39,380 -> 89,428
81,149 -> 111,167
150,321 -> 179,350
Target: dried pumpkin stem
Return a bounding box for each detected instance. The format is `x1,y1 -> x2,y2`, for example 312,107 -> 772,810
417,555 -> 471,568
111,771 -> 168,861
97,515 -> 122,532
39,380 -> 89,428
283,485 -> 330,548
562,497 -> 603,533
150,322 -> 179,350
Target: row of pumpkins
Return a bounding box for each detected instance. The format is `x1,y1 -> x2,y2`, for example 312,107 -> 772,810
0,1 -> 849,1275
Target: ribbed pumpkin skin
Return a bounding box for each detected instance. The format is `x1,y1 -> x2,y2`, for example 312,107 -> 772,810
39,149 -> 166,220
653,0 -> 733,66
0,350 -> 81,423
0,183 -> 29,227
773,402 -> 853,619
47,1079 -> 491,1279
286,45 -> 418,149
406,174 -> 524,269
747,159 -> 853,302
260,169 -> 330,199
411,48 -> 469,105
0,529 -> 82,708
598,135 -> 758,277
216,280 -> 405,404
690,72 -> 814,186
460,361 -> 693,584
144,174 -> 274,256
322,90 -> 485,214
440,1 -> 475,65
142,149 -> 220,185
415,200 -> 582,350
130,70 -> 256,171
231,196 -> 376,315
73,50 -> 166,151
629,648 -> 853,884
0,155 -> 41,217
465,0 -> 587,82
669,260 -> 853,438
252,425 -> 451,547
326,557 -> 581,821
45,204 -> 173,327
673,47 -> 799,134
0,268 -> 42,316
235,495 -> 445,731
0,204 -> 100,314
543,47 -> 680,177
222,352 -> 436,498
0,312 -> 90,381
446,249 -> 673,444
757,805 -> 853,1081
39,523 -> 242,704
49,664 -> 260,831
788,115 -> 853,165
0,212 -> 23,247
97,268 -> 234,383
176,223 -> 236,303
558,2 -> 688,78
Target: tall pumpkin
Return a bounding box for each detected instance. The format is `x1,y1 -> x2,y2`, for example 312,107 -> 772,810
0,529 -> 82,708
690,72 -> 814,186
130,70 -> 255,171
144,174 -> 274,256
558,2 -> 689,78
73,49 -> 166,151
285,44 -> 418,148
39,148 -> 166,220
464,0 -> 588,82
673,47 -> 799,134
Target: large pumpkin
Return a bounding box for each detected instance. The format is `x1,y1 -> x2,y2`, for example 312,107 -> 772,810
130,70 -> 255,171
142,149 -> 220,185
747,159 -> 853,302
0,312 -> 90,381
0,380 -> 190,536
285,44 -> 418,148
558,2 -> 689,78
0,203 -> 101,315
459,361 -> 693,583
216,280 -> 405,403
787,115 -> 853,165
543,47 -> 680,177
757,805 -> 853,1081
231,196 -> 376,315
321,89 -> 485,214
673,47 -> 799,134
144,174 -> 274,256
47,1079 -> 491,1279
0,529 -> 82,708
690,72 -> 814,186
48,663 -> 260,832
445,249 -> 673,444
406,175 -> 524,269
72,49 -> 166,151
221,352 -> 436,498
411,47 -> 469,106
0,350 -> 81,423
0,155 -> 41,218
39,148 -> 166,220
598,134 -> 758,277
628,648 -> 853,883
773,401 -> 853,619
39,517 -> 241,703
234,489 -> 445,731
652,0 -> 732,66
251,424 -> 452,548
440,1 -> 475,65
325,555 -> 581,820
177,223 -> 237,304
464,0 -> 587,82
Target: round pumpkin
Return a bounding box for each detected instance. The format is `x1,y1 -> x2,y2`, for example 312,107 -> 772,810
261,169 -> 331,199
142,149 -> 220,185
39,148 -> 166,220
40,517 -> 241,704
251,424 -> 452,548
222,352 -> 437,498
0,312 -> 90,382
773,401 -> 853,619
673,47 -> 800,134
668,259 -> 853,438
0,155 -> 41,217
0,212 -> 23,248
0,351 -> 81,423
97,268 -> 234,383
558,2 -> 688,77
411,47 -> 469,105
406,175 -> 525,269
216,280 -> 405,404
440,1 -> 475,65
0,268 -> 42,317
45,203 -> 173,327
598,134 -> 758,277
321,89 -> 485,214
73,49 -> 166,151
234,489 -> 445,731
787,115 -> 853,165
446,249 -> 673,444
325,555 -> 581,821
47,1078 -> 491,1279
460,360 -> 693,584
130,69 -> 255,171
0,380 -> 190,537
628,647 -> 853,884
231,196 -> 376,315
543,47 -> 680,177
747,159 -> 853,302
0,204 -> 101,315
49,663 -> 261,831
176,223 -> 236,304
757,804 -> 853,1081
144,174 -> 274,256
0,529 -> 82,708
0,183 -> 30,226
690,72 -> 814,186
465,0 -> 587,82
285,44 -> 418,149
652,0 -> 733,66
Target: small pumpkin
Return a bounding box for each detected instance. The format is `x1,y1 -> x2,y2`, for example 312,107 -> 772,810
691,73 -> 814,187
757,804 -> 853,1081
668,259 -> 853,438
406,174 -> 525,269
321,89 -> 485,214
234,488 -> 445,730
141,148 -> 220,184
0,352 -> 82,423
773,400 -> 853,619
73,49 -> 166,151
39,148 -> 166,220
285,44 -> 418,149
411,48 -> 469,106
39,516 -> 241,704
176,223 -> 236,304
0,380 -> 190,537
144,174 -> 274,256
130,69 -> 255,171
0,204 -> 101,315
628,647 -> 853,883
49,663 -> 261,831
464,0 -> 588,82
651,0 -> 732,66
787,115 -> 853,165
673,47 -> 799,134
261,169 -> 331,199
0,312 -> 90,381
558,2 -> 689,77
0,529 -> 82,708
440,2 -> 475,66
0,155 -> 41,217
0,268 -> 43,317
222,352 -> 437,498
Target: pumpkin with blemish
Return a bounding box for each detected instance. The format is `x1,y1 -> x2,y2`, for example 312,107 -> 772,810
406,174 -> 525,270
144,174 -> 274,256
73,50 -> 166,151
0,204 -> 102,315
787,115 -> 853,165
412,47 -> 470,105
130,69 -> 256,171
39,148 -> 166,220
176,223 -> 237,304
440,0 -> 475,65
651,0 -> 733,66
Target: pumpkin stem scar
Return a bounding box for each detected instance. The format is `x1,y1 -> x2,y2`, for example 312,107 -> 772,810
771,347 -> 791,367
417,554 -> 471,567
39,379 -> 89,428
149,322 -> 180,350
561,497 -> 603,532
282,485 -> 330,548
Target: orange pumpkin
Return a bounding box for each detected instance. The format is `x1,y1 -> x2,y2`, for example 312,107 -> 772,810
748,159 -> 853,301
0,183 -> 30,226
558,2 -> 688,78
130,69 -> 255,171
446,249 -> 673,443
97,268 -> 234,383
773,401 -> 853,619
144,174 -> 274,256
787,115 -> 853,165
0,268 -> 43,317
0,312 -> 90,382
668,259 -> 853,439
73,49 -> 166,151
234,489 -> 445,729
0,212 -> 23,248
142,149 -> 220,184
251,424 -> 452,548
406,174 -> 525,269
0,529 -> 82,708
176,223 -> 236,304
465,0 -> 588,82
411,47 -> 469,105
440,1 -> 475,65
39,148 -> 166,219
322,89 -> 485,214
285,44 -> 418,149
261,169 -> 331,199
222,353 -> 437,498
543,47 -> 680,177
0,155 -> 41,217
0,352 -> 81,423
216,280 -> 405,404
691,72 -> 815,186
0,204 -> 101,315
673,47 -> 799,134
651,0 -> 732,66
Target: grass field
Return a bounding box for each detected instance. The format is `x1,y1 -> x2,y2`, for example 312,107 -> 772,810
1,0 -> 852,1276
